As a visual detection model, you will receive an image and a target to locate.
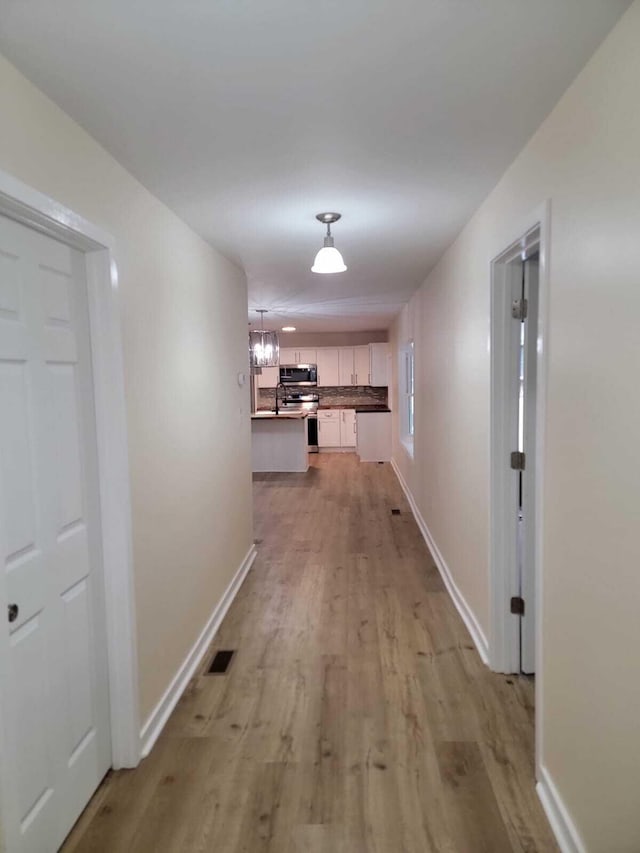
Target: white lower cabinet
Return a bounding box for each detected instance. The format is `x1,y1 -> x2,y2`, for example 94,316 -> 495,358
340,409 -> 357,447
318,411 -> 341,447
318,409 -> 356,448
356,412 -> 391,461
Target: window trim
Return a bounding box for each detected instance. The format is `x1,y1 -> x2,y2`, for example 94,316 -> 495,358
399,340 -> 415,457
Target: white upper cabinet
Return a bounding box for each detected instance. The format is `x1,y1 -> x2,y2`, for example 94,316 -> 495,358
338,348 -> 355,385
257,365 -> 279,388
297,348 -> 317,364
338,345 -> 383,386
369,343 -> 390,386
316,348 -> 340,387
279,347 -> 297,365
279,347 -> 317,364
354,346 -> 370,386
267,341 -> 389,387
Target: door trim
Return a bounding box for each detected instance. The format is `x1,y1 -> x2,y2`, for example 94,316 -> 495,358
0,169 -> 140,771
489,199 -> 550,779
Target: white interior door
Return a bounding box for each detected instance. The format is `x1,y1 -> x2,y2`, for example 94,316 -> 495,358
520,254 -> 539,673
0,215 -> 111,852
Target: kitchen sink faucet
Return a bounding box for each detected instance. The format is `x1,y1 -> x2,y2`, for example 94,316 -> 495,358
274,382 -> 286,415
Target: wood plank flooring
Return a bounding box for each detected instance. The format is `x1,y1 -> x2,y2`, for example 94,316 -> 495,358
64,454 -> 558,852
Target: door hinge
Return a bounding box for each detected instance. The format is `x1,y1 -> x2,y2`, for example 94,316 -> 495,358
510,596 -> 525,615
511,298 -> 528,320
510,451 -> 526,470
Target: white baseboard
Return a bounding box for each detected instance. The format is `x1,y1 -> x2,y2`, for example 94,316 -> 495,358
536,766 -> 586,853
139,543 -> 257,758
391,458 -> 489,664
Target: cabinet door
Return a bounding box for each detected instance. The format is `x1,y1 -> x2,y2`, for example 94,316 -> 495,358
257,365 -> 279,388
318,418 -> 341,447
354,346 -> 370,386
340,409 -> 357,447
356,412 -> 391,461
297,348 -> 317,364
369,343 -> 390,386
338,348 -> 355,386
279,347 -> 297,365
316,349 -> 340,386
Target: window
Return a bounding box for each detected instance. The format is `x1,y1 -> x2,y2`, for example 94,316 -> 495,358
400,341 -> 415,455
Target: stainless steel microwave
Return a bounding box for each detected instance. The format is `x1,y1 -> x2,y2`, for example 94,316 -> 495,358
279,364 -> 317,385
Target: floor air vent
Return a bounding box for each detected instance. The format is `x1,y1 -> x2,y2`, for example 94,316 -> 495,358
391,508 -> 401,515
207,650 -> 235,675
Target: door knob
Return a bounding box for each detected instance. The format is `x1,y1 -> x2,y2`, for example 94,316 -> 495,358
7,603 -> 18,623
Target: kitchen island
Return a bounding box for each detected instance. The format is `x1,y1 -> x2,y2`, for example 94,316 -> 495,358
251,411 -> 309,473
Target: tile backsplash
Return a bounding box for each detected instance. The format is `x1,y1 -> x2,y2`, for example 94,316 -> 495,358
258,385 -> 388,408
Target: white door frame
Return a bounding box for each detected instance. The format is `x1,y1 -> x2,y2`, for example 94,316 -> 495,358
489,200 -> 550,776
0,169 -> 140,772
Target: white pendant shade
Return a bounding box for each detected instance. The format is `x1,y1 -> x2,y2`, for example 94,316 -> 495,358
312,213 -> 347,274
311,246 -> 347,274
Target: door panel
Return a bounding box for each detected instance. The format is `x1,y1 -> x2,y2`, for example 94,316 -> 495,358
340,410 -> 357,447
257,365 -> 279,388
338,348 -> 354,386
369,343 -> 389,386
353,346 -> 369,386
0,215 -> 110,851
318,418 -> 340,447
297,348 -> 316,364
520,256 -> 539,674
279,347 -> 296,364
316,349 -> 339,386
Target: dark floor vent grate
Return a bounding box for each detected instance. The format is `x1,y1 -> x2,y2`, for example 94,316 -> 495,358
391,508 -> 401,515
207,649 -> 235,675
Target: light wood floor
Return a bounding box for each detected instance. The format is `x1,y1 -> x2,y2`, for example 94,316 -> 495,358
64,454 -> 557,852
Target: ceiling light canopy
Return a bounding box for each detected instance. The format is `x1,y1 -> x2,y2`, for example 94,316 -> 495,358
248,309 -> 279,367
312,212 -> 347,274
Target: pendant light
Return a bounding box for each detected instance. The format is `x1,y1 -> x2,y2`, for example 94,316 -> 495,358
311,212 -> 347,274
248,309 -> 279,367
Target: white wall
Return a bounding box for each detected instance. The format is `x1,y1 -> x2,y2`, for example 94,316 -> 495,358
0,55 -> 254,723
391,3 -> 640,850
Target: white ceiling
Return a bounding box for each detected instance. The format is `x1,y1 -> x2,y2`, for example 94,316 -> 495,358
0,0 -> 630,332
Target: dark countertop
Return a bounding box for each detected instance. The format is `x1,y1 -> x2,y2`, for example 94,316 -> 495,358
318,404 -> 390,413
252,411 -> 308,419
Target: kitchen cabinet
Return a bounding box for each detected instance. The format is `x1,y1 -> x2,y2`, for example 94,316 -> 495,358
316,348 -> 340,386
297,348 -> 317,364
338,348 -> 354,385
318,409 -> 356,448
340,409 -> 357,447
256,365 -> 279,388
369,343 -> 389,386
354,346 -> 370,386
276,342 -> 389,387
280,347 -> 316,365
338,346 -> 380,386
356,412 -> 391,461
318,411 -> 341,447
279,347 -> 297,365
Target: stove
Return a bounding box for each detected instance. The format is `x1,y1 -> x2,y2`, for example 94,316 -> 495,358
281,391 -> 319,451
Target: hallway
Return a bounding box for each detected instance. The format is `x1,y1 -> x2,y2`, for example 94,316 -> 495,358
65,455 -> 557,852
